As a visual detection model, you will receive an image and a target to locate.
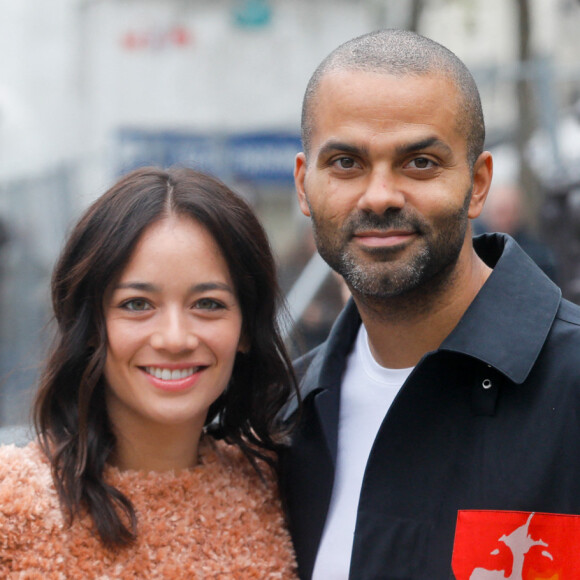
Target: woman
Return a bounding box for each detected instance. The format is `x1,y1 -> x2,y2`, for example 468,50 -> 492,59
0,167 -> 298,577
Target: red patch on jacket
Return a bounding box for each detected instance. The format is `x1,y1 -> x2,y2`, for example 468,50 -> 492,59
452,510 -> 580,579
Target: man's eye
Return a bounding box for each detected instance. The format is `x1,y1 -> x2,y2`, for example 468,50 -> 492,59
333,157 -> 357,169
121,299 -> 151,311
409,157 -> 435,169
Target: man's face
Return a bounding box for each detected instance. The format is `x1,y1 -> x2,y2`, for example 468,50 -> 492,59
295,70 -> 491,300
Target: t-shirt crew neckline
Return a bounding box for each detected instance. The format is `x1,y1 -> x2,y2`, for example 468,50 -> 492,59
358,324 -> 414,385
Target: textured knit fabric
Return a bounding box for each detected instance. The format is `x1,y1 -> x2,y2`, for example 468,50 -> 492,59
0,436 -> 297,579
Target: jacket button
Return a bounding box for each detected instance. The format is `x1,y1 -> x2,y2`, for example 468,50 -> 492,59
482,378 -> 493,389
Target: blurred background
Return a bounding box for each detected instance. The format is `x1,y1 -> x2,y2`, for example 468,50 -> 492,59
1,0 -> 580,434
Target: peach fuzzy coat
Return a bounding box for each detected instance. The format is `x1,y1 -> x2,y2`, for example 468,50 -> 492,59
0,436 -> 297,579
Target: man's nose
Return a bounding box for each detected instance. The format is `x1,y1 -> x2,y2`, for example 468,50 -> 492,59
150,311 -> 198,352
357,168 -> 405,215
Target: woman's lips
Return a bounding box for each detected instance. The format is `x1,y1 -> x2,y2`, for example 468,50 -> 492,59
140,366 -> 206,392
144,366 -> 199,380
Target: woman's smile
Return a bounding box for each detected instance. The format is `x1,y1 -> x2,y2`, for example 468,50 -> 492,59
143,366 -> 201,381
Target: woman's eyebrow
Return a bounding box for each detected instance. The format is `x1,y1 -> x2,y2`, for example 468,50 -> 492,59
191,282 -> 235,294
113,281 -> 235,294
113,281 -> 159,292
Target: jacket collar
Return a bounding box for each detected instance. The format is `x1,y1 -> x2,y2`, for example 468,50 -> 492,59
306,233 -> 561,393
302,299 -> 361,462
440,233 -> 561,384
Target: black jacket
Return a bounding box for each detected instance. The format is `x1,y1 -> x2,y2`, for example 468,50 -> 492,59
280,234 -> 580,579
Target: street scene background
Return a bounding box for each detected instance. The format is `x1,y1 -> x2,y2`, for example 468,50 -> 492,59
1,0 -> 580,433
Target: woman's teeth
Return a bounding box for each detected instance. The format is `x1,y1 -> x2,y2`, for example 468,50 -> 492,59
145,367 -> 197,380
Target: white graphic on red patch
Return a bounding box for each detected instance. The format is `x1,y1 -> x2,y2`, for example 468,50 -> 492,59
470,513 -> 552,579
452,510 -> 580,579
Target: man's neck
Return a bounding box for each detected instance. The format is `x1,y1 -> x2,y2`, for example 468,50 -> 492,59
353,249 -> 492,369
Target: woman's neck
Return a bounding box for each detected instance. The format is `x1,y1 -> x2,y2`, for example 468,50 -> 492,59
108,416 -> 206,472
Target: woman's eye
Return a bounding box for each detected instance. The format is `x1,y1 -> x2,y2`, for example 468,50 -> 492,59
122,299 -> 151,312
195,298 -> 223,311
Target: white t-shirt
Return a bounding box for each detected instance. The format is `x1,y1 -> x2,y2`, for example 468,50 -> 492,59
312,325 -> 413,580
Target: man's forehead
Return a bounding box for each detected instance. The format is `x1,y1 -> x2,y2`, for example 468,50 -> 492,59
311,69 -> 462,121
313,70 -> 461,121
308,69 -> 465,152
317,67 -> 454,91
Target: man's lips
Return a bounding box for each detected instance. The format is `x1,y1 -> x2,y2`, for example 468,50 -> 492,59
353,230 -> 416,248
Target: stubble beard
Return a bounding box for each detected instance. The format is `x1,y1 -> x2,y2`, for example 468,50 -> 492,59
338,243 -> 432,299
309,193 -> 471,303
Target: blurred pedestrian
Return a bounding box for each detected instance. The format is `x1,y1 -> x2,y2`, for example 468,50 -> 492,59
479,181 -> 558,281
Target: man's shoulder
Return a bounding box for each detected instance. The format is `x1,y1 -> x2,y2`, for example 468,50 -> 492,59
293,343 -> 325,383
281,343 -> 330,421
555,297 -> 580,327
539,298 -> 580,377
292,299 -> 361,386
547,298 -> 580,356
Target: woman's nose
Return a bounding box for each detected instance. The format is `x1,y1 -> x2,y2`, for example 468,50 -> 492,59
150,311 -> 198,352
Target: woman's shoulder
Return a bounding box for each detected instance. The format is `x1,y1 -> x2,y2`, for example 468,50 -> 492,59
0,441 -> 53,497
198,435 -> 277,485
0,441 -> 50,483
0,441 -> 60,526
191,437 -> 296,577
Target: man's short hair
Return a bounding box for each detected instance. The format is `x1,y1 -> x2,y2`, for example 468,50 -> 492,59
301,29 -> 485,168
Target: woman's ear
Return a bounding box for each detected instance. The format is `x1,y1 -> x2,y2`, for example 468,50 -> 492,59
237,335 -> 250,354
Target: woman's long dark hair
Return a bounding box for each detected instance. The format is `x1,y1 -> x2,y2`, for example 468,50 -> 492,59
34,166 -> 298,548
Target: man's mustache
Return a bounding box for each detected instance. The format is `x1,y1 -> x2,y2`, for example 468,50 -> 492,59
343,210 -> 427,235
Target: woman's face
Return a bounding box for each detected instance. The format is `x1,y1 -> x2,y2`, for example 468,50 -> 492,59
103,216 -> 244,436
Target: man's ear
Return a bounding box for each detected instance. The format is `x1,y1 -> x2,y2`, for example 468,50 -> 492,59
468,151 -> 493,219
295,152 -> 311,217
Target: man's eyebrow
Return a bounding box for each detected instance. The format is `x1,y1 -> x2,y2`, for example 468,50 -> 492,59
316,137 -> 453,160
317,141 -> 369,159
395,137 -> 453,157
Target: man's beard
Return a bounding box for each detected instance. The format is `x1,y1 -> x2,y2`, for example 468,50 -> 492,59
309,192 -> 471,301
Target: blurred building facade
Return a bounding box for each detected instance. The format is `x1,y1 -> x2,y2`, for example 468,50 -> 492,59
1,0 -> 580,426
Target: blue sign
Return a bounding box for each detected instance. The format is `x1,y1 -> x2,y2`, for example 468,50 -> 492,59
116,129 -> 221,176
228,133 -> 302,182
115,128 -> 301,185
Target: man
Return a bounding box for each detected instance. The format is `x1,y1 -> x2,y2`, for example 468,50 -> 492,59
281,29 -> 580,579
